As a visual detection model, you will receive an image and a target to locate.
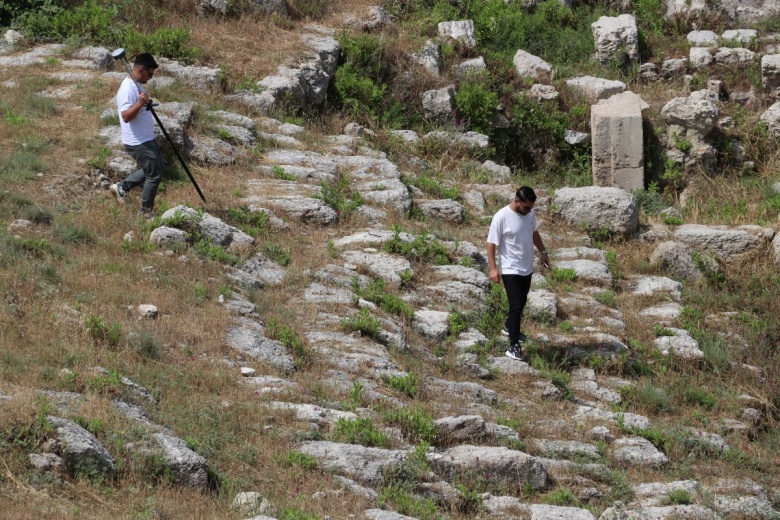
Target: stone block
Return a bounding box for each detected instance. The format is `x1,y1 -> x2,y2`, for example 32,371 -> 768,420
590,99 -> 644,191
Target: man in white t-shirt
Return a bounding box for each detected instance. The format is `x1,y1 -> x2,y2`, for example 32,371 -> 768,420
486,186 -> 550,360
109,53 -> 163,217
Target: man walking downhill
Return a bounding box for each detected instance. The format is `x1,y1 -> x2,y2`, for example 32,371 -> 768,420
110,52 -> 163,217
486,186 -> 551,361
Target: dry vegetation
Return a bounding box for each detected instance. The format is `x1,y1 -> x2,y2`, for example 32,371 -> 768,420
1,0 -> 780,519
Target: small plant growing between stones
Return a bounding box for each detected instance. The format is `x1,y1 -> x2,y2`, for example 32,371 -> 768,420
340,307 -> 381,339
272,164 -> 296,181
84,315 -> 122,347
383,225 -> 453,265
277,450 -> 318,470
383,406 -> 437,444
263,242 -> 291,266
351,277 -> 414,319
594,290 -> 618,308
333,417 -> 389,448
665,488 -> 693,505
266,318 -> 313,368
550,267 -> 577,283
383,372 -> 419,398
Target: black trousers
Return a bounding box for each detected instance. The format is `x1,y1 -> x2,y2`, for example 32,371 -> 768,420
502,273 -> 533,345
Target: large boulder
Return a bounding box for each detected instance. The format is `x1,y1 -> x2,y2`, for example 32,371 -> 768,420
762,54 -> 780,92
553,186 -> 639,235
152,433 -> 210,488
46,416 -> 117,480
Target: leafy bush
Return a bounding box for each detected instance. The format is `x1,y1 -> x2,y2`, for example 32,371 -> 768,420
404,171 -> 460,200
266,318 -> 313,368
351,277 -> 414,319
383,406 -> 437,443
383,226 -> 452,265
340,308 -> 381,339
454,74 -> 500,135
315,174 -> 363,215
263,242 -> 291,266
84,315 -> 122,347
384,373 -> 419,398
334,417 -> 389,448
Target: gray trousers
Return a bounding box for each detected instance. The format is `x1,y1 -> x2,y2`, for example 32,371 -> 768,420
120,139 -> 164,212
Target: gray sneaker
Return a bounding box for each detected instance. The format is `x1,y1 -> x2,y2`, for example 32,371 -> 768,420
505,344 -> 524,361
109,183 -> 126,205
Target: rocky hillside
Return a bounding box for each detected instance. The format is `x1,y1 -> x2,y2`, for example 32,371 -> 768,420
0,1 -> 779,519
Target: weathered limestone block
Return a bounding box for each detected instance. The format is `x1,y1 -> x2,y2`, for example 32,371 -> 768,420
666,0 -> 706,18
438,20 -> 476,48
761,54 -> 780,91
566,76 -> 626,101
422,86 -> 456,125
592,14 -> 639,64
429,445 -> 549,489
590,93 -> 645,191
513,49 -> 553,80
687,30 -> 718,46
553,186 -> 639,235
690,47 -> 714,69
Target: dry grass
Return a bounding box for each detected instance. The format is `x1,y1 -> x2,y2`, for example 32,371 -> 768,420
1,1 -> 780,518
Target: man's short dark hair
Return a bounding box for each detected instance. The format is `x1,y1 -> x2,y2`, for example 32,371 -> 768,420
133,53 -> 158,70
516,186 -> 537,203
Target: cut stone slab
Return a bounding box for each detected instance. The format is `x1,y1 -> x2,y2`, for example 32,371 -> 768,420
529,439 -> 602,461
612,436 -> 669,467
270,402 -> 357,427
227,253 -> 286,289
574,405 -> 650,430
553,186 -> 639,235
365,509 -> 418,520
631,480 -> 700,507
224,317 -> 296,373
341,250 -> 413,285
153,433 -> 210,488
425,377 -> 497,405
46,416 -> 117,479
412,308 -> 450,339
429,445 -> 549,490
590,93 -> 644,191
639,302 -> 682,320
566,76 -> 626,101
513,49 -> 553,80
305,331 -> 406,377
631,276 -> 682,300
304,282 -> 353,304
242,179 -> 338,225
434,415 -> 487,442
673,224 -> 763,261
297,441 -> 407,486
437,20 -> 476,48
654,328 -> 704,359
592,14 -> 639,65
555,259 -> 613,284
688,30 -> 718,46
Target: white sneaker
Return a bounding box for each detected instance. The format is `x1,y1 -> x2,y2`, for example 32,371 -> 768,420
505,344 -> 524,361
109,183 -> 126,205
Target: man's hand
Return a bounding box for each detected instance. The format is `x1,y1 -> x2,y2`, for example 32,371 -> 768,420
489,267 -> 500,283
540,251 -> 551,269
138,92 -> 149,107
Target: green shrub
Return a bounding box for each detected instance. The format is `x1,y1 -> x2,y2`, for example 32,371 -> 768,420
550,267 -> 577,283
594,290 -> 618,308
383,406 -> 437,443
315,174 -> 363,215
454,74 -> 500,135
544,487 -> 580,507
340,308 -> 381,339
263,242 -> 291,266
622,381 -> 672,414
226,205 -> 268,237
384,372 -> 418,398
683,387 -> 717,410
127,329 -> 161,359
266,318 -> 313,368
55,224 -> 95,245
404,171 -> 460,200
84,315 -> 122,347
666,488 -> 692,505
376,484 -> 439,519
334,417 -> 389,448
383,226 -> 452,265
351,277 -> 414,319
278,450 -> 318,469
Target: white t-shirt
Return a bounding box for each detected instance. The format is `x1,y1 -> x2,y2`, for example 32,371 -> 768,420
487,205 -> 537,276
117,76 -> 154,146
